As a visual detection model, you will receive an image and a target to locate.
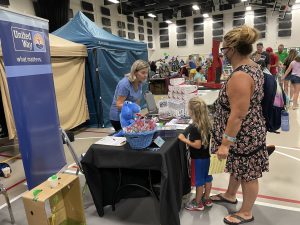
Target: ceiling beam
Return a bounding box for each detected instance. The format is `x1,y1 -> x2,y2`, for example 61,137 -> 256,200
122,0 -> 205,13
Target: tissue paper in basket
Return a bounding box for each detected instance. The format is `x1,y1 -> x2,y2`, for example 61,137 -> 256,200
124,118 -> 157,150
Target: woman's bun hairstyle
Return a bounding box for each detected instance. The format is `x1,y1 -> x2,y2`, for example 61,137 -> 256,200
224,25 -> 259,55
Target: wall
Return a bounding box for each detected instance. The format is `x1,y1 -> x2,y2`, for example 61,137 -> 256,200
150,6 -> 300,60
2,0 -> 35,15
4,1 -> 300,61
70,0 -> 155,57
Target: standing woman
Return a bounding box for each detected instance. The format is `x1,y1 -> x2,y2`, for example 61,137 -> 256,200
282,49 -> 297,103
210,25 -> 269,224
282,52 -> 300,110
109,60 -> 149,131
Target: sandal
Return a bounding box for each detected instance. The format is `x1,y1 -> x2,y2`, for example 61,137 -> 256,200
210,193 -> 238,204
224,214 -> 254,225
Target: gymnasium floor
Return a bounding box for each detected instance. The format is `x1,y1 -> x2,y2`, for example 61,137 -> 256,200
1,91 -> 300,225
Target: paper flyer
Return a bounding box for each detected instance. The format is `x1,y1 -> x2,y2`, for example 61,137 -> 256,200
208,154 -> 227,175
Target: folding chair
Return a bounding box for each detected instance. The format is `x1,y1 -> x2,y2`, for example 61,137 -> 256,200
61,129 -> 88,194
61,129 -> 83,175
0,182 -> 15,224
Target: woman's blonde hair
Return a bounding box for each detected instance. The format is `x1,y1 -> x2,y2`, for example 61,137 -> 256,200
284,49 -> 298,64
223,25 -> 259,55
295,53 -> 300,62
188,96 -> 211,148
127,60 -> 149,82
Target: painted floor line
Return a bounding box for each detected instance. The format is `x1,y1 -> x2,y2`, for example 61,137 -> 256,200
0,144 -> 18,148
0,193 -> 23,210
253,200 -> 300,212
191,190 -> 300,212
211,187 -> 300,205
2,190 -> 300,214
75,137 -> 103,140
275,145 -> 300,151
275,151 -> 300,162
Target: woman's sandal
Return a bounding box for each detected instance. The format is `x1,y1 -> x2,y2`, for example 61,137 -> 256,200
224,214 -> 255,225
210,193 -> 238,204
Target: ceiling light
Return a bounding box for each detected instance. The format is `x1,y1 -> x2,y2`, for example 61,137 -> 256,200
203,13 -> 209,18
166,20 -> 172,24
192,5 -> 200,10
241,0 -> 247,2
246,6 -> 252,11
108,0 -> 119,3
148,13 -> 156,18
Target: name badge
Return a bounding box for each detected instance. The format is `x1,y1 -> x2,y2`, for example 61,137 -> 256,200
154,136 -> 165,148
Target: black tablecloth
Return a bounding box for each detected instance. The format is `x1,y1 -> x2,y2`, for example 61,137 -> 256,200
81,136 -> 191,225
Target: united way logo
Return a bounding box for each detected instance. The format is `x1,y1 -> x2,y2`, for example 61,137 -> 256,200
32,32 -> 46,52
33,33 -> 44,49
11,27 -> 46,52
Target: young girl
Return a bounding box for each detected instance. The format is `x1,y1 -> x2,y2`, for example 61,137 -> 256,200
178,96 -> 213,211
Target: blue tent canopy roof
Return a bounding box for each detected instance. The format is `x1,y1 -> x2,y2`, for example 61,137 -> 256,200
53,11 -> 147,51
52,11 -> 148,127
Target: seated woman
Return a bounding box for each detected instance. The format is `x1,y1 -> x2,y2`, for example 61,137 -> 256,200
109,60 -> 149,131
194,66 -> 207,85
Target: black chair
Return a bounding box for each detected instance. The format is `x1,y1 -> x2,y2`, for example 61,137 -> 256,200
111,168 -> 160,211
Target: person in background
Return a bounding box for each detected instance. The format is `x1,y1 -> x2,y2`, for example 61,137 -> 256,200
149,61 -> 157,73
187,55 -> 197,69
179,66 -> 189,79
276,44 -> 288,64
283,49 -> 297,101
178,96 -> 213,211
196,56 -> 203,67
251,42 -> 270,70
179,59 -> 185,67
210,25 -> 268,225
266,47 -> 279,77
194,66 -> 206,85
281,52 -> 300,110
109,60 -> 148,131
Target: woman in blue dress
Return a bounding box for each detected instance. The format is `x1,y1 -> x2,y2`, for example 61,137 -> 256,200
109,60 -> 149,131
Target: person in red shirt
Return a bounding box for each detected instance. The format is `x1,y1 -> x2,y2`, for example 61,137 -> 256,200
266,47 -> 279,77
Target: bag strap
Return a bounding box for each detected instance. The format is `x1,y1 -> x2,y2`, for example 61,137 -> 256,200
209,134 -> 212,155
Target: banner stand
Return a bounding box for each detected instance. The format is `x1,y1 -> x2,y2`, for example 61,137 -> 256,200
0,7 -> 66,189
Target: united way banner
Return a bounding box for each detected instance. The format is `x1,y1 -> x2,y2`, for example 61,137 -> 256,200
0,8 -> 66,189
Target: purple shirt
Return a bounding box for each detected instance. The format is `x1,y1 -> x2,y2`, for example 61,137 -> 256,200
290,60 -> 300,77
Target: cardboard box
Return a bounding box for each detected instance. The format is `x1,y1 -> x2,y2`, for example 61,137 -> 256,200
22,173 -> 86,225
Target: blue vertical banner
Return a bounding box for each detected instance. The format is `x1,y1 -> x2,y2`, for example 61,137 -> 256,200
0,8 -> 66,189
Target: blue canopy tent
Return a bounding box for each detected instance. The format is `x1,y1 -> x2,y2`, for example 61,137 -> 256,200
53,12 -> 148,127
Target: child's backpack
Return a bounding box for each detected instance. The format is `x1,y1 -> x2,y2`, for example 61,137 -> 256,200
261,69 -> 286,133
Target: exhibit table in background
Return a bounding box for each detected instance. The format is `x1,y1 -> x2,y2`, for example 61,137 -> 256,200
149,77 -> 170,95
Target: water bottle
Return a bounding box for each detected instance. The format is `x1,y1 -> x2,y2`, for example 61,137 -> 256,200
281,110 -> 289,131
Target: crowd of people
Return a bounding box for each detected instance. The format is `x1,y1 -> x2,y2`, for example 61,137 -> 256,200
250,42 -> 299,109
